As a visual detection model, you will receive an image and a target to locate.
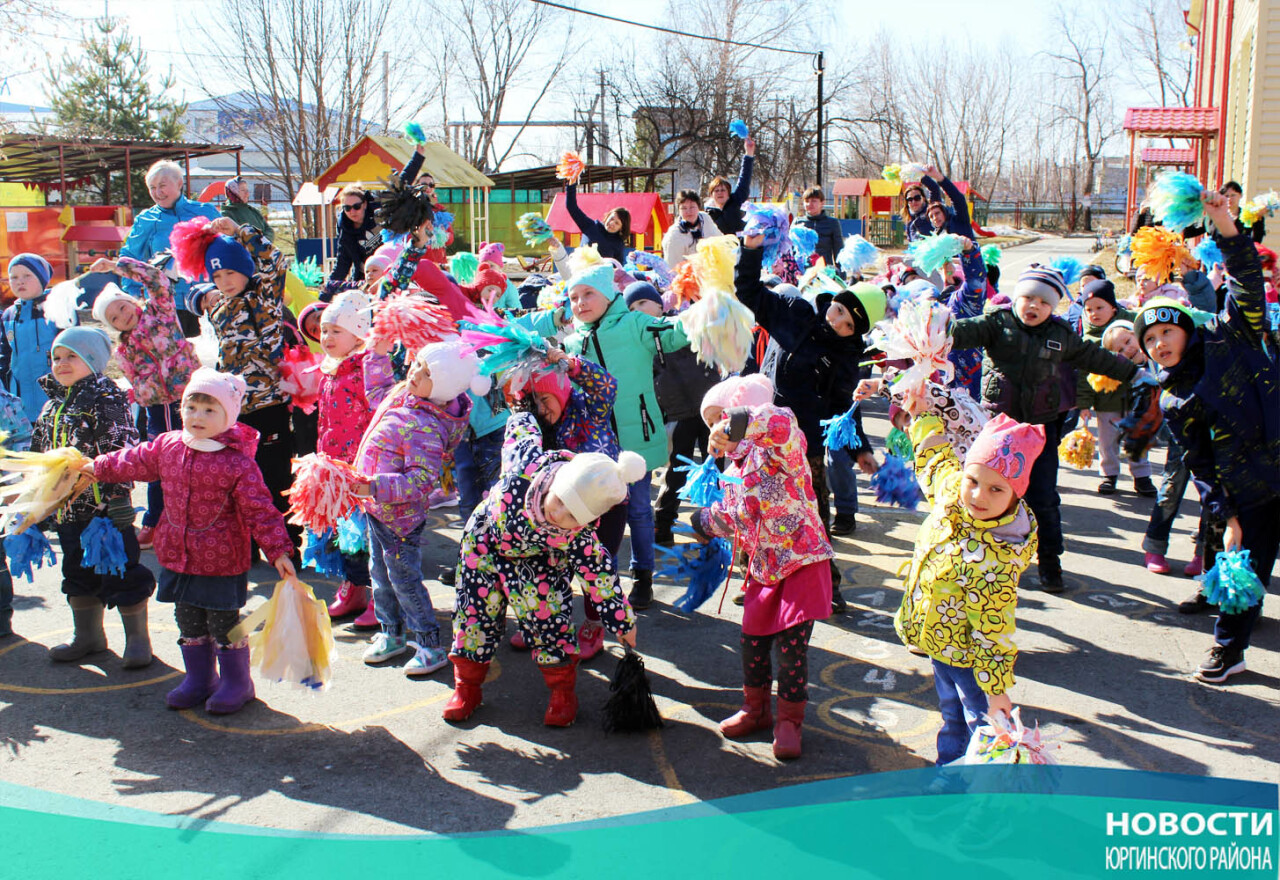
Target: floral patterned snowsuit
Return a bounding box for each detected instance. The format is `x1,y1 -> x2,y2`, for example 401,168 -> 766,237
451,412 -> 635,667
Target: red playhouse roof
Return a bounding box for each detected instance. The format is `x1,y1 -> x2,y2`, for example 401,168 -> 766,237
1123,107 -> 1219,136
833,178 -> 870,197
61,226 -> 131,246
546,192 -> 672,238
1140,147 -> 1198,165
949,181 -> 986,200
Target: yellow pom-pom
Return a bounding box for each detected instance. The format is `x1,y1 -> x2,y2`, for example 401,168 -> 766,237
1129,226 -> 1189,283
1058,427 -> 1096,470
1087,374 -> 1122,393
689,234 -> 740,293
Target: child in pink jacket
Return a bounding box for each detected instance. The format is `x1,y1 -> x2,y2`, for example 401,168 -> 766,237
691,375 -> 833,760
84,369 -> 296,716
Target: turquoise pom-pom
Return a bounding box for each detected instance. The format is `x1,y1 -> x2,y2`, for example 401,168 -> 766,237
336,511 -> 368,556
301,529 -> 344,577
837,235 -> 880,274
728,119 -> 749,139
290,257 -> 325,287
449,252 -> 479,285
4,528 -> 57,583
1050,256 -> 1083,287
655,532 -> 734,613
886,426 -> 913,460
517,212 -> 554,247
1192,238 -> 1224,268
981,244 -> 1001,268
1148,171 -> 1206,232
1199,550 -> 1265,615
674,455 -> 743,507
819,402 -> 864,451
870,454 -> 922,509
906,233 -> 963,277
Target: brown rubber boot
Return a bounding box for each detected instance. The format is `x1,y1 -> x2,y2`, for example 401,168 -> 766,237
49,596 -> 108,662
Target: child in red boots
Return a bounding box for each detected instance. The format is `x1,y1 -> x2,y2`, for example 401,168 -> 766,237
690,375 -> 833,760
82,369 -> 295,714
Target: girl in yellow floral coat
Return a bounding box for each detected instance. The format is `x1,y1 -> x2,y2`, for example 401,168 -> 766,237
894,409 -> 1045,764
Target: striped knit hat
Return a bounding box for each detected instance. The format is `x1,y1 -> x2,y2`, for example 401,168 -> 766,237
1013,264 -> 1069,309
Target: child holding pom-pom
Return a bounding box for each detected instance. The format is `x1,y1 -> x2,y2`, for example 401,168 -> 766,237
81,369 -> 296,713
0,386 -> 32,637
444,410 -> 640,726
353,338 -> 483,676
1133,191 -> 1280,684
691,375 -> 833,760
31,328 -> 156,667
895,406 -> 1044,764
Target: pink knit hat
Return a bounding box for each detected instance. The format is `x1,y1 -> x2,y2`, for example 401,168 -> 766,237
183,367 -> 248,429
477,241 -> 504,266
529,367 -> 572,411
964,413 -> 1046,498
700,374 -> 774,422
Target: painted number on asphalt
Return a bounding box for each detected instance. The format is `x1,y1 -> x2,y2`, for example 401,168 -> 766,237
857,591 -> 886,607
863,669 -> 898,692
857,612 -> 895,629
1087,593 -> 1139,609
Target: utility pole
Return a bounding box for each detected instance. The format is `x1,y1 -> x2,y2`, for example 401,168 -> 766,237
381,52 -> 389,133
815,51 -> 825,188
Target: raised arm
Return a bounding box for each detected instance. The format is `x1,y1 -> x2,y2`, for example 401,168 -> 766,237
564,184 -> 606,241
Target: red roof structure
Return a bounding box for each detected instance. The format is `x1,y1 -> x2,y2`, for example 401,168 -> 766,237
546,192 -> 672,244
1140,147 -> 1197,165
1123,107 -> 1219,135
833,178 -> 870,197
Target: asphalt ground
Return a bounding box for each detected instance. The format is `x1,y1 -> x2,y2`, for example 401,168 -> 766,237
2,390 -> 1276,835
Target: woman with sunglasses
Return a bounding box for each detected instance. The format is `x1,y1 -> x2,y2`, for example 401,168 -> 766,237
329,143 -> 427,284
902,164 -> 975,242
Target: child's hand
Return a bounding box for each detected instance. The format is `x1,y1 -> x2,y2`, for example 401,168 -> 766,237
1208,262 -> 1227,289
353,480 -> 373,497
744,136 -> 756,157
856,450 -> 879,475
958,236 -> 975,253
75,459 -> 97,479
923,164 -> 942,180
371,337 -> 394,356
708,421 -> 739,455
854,378 -> 883,400
544,348 -> 569,365
987,692 -> 1013,719
617,628 -> 637,648
742,233 -> 765,249
1078,408 -> 1092,423
273,555 -> 297,580
88,258 -> 119,275
1224,516 -> 1243,551
1201,191 -> 1237,237
208,217 -> 240,237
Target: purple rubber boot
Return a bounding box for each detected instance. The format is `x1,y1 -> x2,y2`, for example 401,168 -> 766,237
166,639 -> 221,710
206,644 -> 256,715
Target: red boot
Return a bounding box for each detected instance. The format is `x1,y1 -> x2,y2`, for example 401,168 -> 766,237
773,698 -> 806,760
350,595 -> 378,630
442,656 -> 489,722
327,581 -> 368,618
540,659 -> 579,727
719,683 -> 773,738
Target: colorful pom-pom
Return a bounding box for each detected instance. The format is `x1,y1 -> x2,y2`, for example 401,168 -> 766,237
556,150 -> 586,185
336,510 -> 368,555
517,212 -> 555,247
459,315 -> 551,395
655,536 -> 734,613
742,203 -> 791,268
870,299 -> 954,409
626,251 -> 675,287
881,164 -> 901,183
981,245 -> 1001,268
906,233 -> 964,277
301,529 -> 344,578
671,261 -> 701,307
278,345 -> 324,414
1050,256 -> 1083,287
1086,373 -> 1122,393
1199,550 -> 1266,614
290,257 -> 325,288
1192,238 -> 1224,268
1117,234 -> 1133,256
0,446 -> 93,535
820,402 -> 864,451
899,162 -> 927,183
1147,171 -> 1206,232
678,286 -> 755,375
789,225 -> 818,266
80,516 -> 127,577
674,455 -> 743,507
286,453 -> 365,533
688,235 -> 740,293
728,119 -> 749,139
1130,226 -> 1189,284
370,293 -> 456,355
1059,427 -> 1096,470
837,234 -> 880,275
402,121 -> 427,145
886,426 -> 913,460
169,217 -> 220,280
449,252 -> 479,285
3,528 -> 56,583
870,454 -> 922,509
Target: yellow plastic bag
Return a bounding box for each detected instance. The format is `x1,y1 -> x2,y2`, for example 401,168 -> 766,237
1059,427 -> 1096,470
228,577 -> 336,690
0,445 -> 92,533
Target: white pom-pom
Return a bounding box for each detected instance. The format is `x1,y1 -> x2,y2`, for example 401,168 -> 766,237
617,450 -> 646,485
470,373 -> 492,396
46,280 -> 82,329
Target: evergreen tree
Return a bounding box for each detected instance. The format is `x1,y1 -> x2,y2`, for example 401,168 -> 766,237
45,16 -> 186,207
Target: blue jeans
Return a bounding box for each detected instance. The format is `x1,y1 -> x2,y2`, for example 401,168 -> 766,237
142,402 -> 180,528
626,471 -> 655,572
368,517 -> 439,647
825,445 -> 860,517
456,428 -> 505,527
932,659 -> 989,765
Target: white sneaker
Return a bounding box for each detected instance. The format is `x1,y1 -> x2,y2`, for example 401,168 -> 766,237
403,642 -> 448,677
363,632 -> 409,664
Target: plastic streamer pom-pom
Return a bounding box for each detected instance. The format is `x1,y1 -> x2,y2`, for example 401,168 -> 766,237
886,426 -> 913,461
301,529 -> 344,577
626,251 -> 675,287
881,164 -> 902,183
517,212 -> 555,247
80,516 -> 127,577
1147,171 -> 1206,232
869,299 -> 953,411
1059,427 -> 1096,470
1192,238 -> 1224,268
1050,256 -> 1083,287
899,162 -> 927,183
278,345 -> 323,414
459,315 -> 552,396
286,453 -> 365,533
0,445 -> 92,534
671,261 -> 701,307
290,257 -> 325,288
602,647 -> 664,732
906,233 -> 964,277
402,120 -> 427,145
837,234 -> 880,275
4,528 -> 56,582
789,225 -> 818,267
958,707 -> 1059,766
555,150 -> 586,184
1086,373 -> 1122,394
44,280 -> 82,330
228,577 -> 336,691
1199,550 -> 1266,615
679,287 -> 755,375
448,252 -> 479,285
336,510 -> 368,555
1129,226 -> 1189,283
742,203 -> 791,268
674,455 -> 742,507
370,293 -> 456,356
981,244 -> 1001,268
728,119 -> 749,139
820,402 -> 864,451
870,454 -> 922,509
655,535 -> 734,614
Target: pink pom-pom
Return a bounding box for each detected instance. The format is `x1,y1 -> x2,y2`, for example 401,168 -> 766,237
170,217 -> 219,280
556,151 -> 586,185
370,293 -> 457,355
278,345 -> 324,414
285,453 -> 365,533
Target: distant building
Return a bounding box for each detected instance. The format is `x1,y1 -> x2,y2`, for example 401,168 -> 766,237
0,100 -> 54,131
632,106 -> 708,193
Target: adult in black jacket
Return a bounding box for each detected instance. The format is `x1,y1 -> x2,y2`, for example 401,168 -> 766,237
704,136 -> 756,236
328,145 -> 425,283
794,186 -> 843,268
564,184 -> 631,263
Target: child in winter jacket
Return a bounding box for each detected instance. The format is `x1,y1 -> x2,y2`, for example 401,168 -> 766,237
949,265 -> 1138,592
1133,191 -> 1280,684
32,328 -> 156,668
518,260 -> 692,610
444,411 -> 640,727
311,291 -> 377,623
895,410 -> 1045,764
86,369 -> 295,713
354,339 -> 481,677
89,256 -> 201,547
3,253 -> 67,423
0,387 -> 32,638
692,375 -> 833,760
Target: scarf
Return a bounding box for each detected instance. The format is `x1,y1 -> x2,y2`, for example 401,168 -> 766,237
181,430 -> 226,452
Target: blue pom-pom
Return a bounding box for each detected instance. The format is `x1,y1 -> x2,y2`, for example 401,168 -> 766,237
655,537 -> 734,613
301,529 -> 344,577
675,455 -> 743,507
1148,171 -> 1206,232
837,235 -> 880,274
4,528 -> 57,583
1192,238 -> 1224,268
1050,256 -> 1083,287
728,119 -> 749,139
336,510 -> 368,555
742,203 -> 790,267
870,454 -> 922,509
80,517 -> 128,577
433,210 -> 454,230
1200,550 -> 1266,615
819,402 -> 864,451
381,229 -> 410,246
403,121 -> 427,145
1117,234 -> 1133,256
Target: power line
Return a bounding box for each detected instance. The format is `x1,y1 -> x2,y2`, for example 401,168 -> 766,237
527,0 -> 813,57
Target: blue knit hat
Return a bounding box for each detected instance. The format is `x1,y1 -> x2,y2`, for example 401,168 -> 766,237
1013,264 -> 1069,309
52,327 -> 113,374
7,253 -> 52,289
623,281 -> 663,310
567,263 -> 618,302
204,235 -> 256,279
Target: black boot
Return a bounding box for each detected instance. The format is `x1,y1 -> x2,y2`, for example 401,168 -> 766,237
654,523 -> 675,547
628,568 -> 653,610
830,560 -> 847,613
1038,557 -> 1065,593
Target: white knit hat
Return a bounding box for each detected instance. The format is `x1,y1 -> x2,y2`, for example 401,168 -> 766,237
183,367 -> 248,427
321,290 -> 371,338
416,337 -> 492,405
550,451 -> 647,526
91,282 -> 139,328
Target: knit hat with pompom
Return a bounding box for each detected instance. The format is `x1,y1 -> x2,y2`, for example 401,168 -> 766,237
550,450 -> 647,527
415,337 -> 492,405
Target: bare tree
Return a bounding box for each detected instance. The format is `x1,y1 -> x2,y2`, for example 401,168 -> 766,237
1117,0 -> 1194,108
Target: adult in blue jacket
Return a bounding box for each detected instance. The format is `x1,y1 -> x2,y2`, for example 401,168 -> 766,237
704,136 -> 756,236
118,160 -> 220,316
563,184 -> 631,264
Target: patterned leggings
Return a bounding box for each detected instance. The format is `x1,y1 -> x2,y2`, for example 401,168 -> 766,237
175,603 -> 241,646
741,620 -> 814,702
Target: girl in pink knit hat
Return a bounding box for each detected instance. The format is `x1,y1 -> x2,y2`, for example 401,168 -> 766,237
893,404 -> 1045,764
